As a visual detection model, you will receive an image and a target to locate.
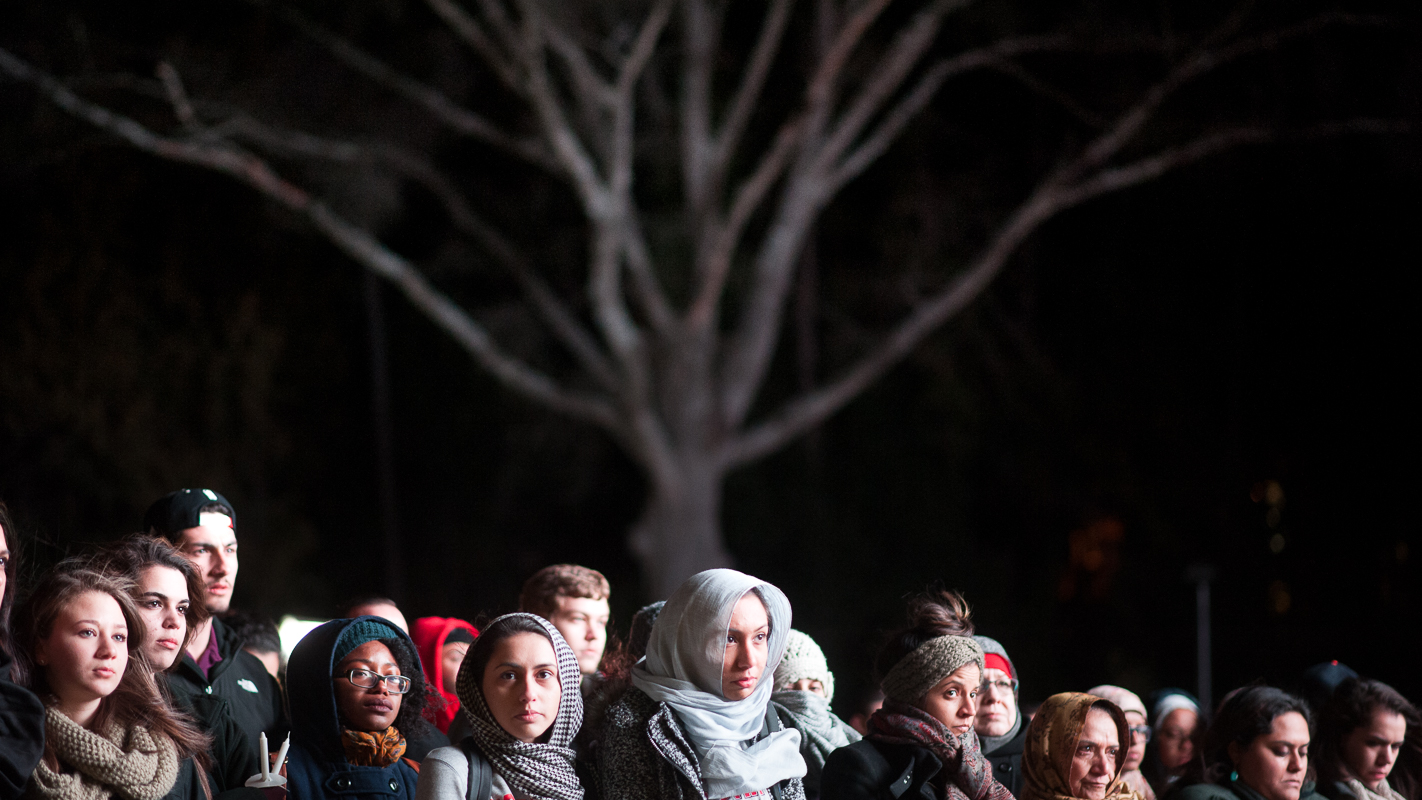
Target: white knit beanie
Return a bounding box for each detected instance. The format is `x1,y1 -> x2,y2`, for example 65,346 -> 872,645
772,629 -> 835,702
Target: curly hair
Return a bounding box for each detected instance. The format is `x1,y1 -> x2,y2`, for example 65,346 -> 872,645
376,636 -> 439,742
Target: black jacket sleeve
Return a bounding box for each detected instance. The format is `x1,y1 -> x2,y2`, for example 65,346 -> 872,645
1,650 -> 45,800
822,741 -> 894,800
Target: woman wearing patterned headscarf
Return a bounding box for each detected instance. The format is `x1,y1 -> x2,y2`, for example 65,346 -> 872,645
598,568 -> 808,800
416,613 -> 585,800
1019,693 -> 1143,800
772,629 -> 861,800
1089,686 -> 1157,800
822,590 -> 1012,800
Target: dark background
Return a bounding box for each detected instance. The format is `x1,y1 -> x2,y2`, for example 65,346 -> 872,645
2,0 -> 1418,716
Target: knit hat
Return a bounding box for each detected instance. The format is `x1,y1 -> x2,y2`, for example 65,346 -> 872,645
974,636 -> 1017,683
627,600 -> 665,662
773,629 -> 836,702
334,617 -> 404,665
880,635 -> 984,704
1088,685 -> 1147,718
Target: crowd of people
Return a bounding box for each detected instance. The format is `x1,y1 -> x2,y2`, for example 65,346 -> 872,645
1,489 -> 1418,800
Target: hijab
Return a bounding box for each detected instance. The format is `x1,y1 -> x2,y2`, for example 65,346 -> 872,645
456,613 -> 583,800
631,568 -> 806,798
1087,686 -> 1155,800
1021,692 -> 1143,800
412,616 -> 479,733
974,636 -> 1023,755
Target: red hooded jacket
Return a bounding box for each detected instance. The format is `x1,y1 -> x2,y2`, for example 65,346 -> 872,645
410,616 -> 478,733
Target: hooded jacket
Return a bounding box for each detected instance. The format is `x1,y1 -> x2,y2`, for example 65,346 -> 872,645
411,618 -> 478,735
166,617 -> 287,760
284,617 -> 422,800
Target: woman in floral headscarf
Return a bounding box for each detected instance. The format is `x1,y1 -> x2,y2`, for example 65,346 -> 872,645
1020,693 -> 1143,800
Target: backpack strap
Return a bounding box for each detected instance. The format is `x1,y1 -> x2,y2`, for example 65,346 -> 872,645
762,705 -> 786,800
462,738 -> 493,800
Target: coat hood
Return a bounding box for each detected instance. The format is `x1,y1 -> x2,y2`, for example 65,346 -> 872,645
410,616 -> 477,733
287,615 -> 420,763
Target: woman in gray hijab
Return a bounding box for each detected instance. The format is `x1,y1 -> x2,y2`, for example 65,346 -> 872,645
771,629 -> 861,800
597,569 -> 808,800
974,635 -> 1028,797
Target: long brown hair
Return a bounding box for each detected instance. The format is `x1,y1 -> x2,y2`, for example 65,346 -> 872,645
90,534 -> 212,663
1317,678 -> 1422,799
12,564 -> 213,769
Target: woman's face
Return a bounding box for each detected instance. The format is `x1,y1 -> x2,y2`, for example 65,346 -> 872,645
1122,710 -> 1148,772
1157,708 -> 1199,770
442,641 -> 469,686
135,565 -> 190,672
334,640 -> 404,731
790,678 -> 826,697
1069,708 -> 1121,800
918,663 -> 981,735
976,667 -> 1017,738
1341,708 -> 1406,790
36,590 -> 129,710
722,593 -> 770,701
1231,711 -> 1310,800
481,631 -> 561,743
0,524 -> 9,608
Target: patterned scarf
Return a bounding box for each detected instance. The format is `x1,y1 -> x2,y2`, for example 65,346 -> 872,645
26,706 -> 179,800
867,700 -> 1013,800
341,727 -> 408,767
457,614 -> 584,800
1020,693 -> 1142,800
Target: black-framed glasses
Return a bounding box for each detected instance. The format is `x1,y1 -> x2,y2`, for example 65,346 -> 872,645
1129,724 -> 1152,742
979,678 -> 1019,695
334,668 -> 411,694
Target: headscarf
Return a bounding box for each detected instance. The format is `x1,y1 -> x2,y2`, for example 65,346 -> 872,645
412,616 -> 479,733
632,568 -> 806,798
867,700 -> 1012,800
1087,686 -> 1154,800
1021,693 -> 1142,800
974,635 -> 1022,755
772,630 -> 859,769
456,613 -> 583,800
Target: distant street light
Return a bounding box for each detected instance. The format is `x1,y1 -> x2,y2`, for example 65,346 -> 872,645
1185,563 -> 1217,712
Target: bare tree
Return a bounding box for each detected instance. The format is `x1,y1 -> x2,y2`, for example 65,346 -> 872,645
0,1 -> 1395,596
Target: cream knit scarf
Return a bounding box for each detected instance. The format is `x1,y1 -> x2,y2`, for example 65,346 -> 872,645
25,706 -> 179,800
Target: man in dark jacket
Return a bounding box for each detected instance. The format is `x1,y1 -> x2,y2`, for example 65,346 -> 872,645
145,488 -> 288,758
974,635 -> 1028,797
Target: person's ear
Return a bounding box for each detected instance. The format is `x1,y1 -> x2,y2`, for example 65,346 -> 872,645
1227,742 -> 1242,768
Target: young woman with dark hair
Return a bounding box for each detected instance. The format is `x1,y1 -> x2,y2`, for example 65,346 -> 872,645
821,590 -> 1012,800
284,615 -> 440,800
0,501 -> 46,797
1315,678 -> 1421,800
1171,685 -> 1323,800
91,535 -> 261,792
13,566 -> 214,800
598,569 -> 807,800
416,613 -> 586,800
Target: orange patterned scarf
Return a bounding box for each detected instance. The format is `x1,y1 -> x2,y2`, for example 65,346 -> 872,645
341,727 -> 407,767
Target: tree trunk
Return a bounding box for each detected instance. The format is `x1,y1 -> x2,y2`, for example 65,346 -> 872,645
628,456 -> 732,600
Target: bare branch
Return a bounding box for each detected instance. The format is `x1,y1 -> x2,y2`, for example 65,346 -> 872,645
277,5 -> 556,169
422,0 -> 524,90
154,62 -> 197,130
679,0 -> 720,223
0,46 -> 625,432
711,0 -> 795,175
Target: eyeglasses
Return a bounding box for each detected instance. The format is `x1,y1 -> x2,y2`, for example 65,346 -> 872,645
979,679 -> 1018,695
335,669 -> 411,694
1129,724 -> 1152,742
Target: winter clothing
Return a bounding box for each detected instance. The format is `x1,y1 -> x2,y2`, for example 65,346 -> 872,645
880,638 -> 984,707
773,631 -> 837,704
1321,779 -> 1407,800
971,636 -> 1023,797
1021,693 -> 1142,800
599,687 -> 807,800
626,569 -> 806,800
166,684 -> 261,793
24,706 -> 179,800
1087,687 -> 1155,800
284,616 -> 422,800
770,630 -> 859,799
626,602 -> 666,663
1174,778 -> 1325,800
165,618 -> 287,761
411,617 -> 479,735
1,648 -> 45,800
418,614 -> 585,800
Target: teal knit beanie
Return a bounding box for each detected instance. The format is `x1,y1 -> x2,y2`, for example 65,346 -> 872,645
334,618 -> 403,664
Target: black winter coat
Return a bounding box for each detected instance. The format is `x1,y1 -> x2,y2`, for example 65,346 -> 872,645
166,618 -> 287,760
981,725 -> 1026,798
1,649 -> 44,800
821,739 -> 947,800
168,682 -> 262,792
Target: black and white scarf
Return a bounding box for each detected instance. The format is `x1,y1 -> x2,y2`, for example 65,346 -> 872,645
456,613 -> 584,800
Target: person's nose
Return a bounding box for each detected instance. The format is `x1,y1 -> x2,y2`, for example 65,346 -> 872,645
1380,748 -> 1398,769
1287,750 -> 1304,773
961,695 -> 979,718
94,635 -> 116,659
584,624 -> 597,641
162,606 -> 182,630
210,553 -> 229,578
519,676 -> 539,703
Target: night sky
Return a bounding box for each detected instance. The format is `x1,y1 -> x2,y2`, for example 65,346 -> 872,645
2,0 -> 1419,716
